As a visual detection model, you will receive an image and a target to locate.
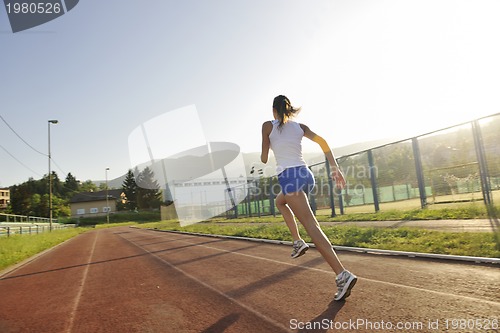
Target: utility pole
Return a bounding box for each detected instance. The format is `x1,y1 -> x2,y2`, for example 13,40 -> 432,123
48,119 -> 58,231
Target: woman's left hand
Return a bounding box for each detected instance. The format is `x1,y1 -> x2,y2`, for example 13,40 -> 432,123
332,169 -> 346,189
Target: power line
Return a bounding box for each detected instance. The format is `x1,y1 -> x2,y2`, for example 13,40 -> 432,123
51,157 -> 66,176
1,114 -> 67,177
0,114 -> 46,156
0,144 -> 43,177
0,144 -> 74,191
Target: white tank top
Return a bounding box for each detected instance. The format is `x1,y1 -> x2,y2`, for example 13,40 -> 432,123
269,119 -> 307,173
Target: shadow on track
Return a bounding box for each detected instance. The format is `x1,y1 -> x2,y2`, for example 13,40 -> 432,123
200,313 -> 241,333
226,257 -> 326,299
0,238 -> 226,281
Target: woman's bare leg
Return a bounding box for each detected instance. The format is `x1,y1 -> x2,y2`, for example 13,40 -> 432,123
284,191 -> 345,274
276,192 -> 302,242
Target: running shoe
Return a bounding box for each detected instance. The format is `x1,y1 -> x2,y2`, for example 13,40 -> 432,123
334,270 -> 357,301
291,240 -> 309,259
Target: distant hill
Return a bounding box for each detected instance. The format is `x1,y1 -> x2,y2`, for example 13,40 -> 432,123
93,174 -> 127,189
332,137 -> 400,156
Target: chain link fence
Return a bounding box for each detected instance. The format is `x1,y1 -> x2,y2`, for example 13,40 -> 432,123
226,113 -> 500,218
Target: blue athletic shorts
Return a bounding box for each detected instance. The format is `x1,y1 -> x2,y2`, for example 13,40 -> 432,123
277,165 -> 315,195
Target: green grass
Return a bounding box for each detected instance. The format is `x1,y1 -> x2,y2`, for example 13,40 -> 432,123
321,206 -> 492,222
321,203 -> 498,221
321,227 -> 499,257
222,203 -> 498,222
192,203 -> 496,224
62,211 -> 161,226
138,220 -> 500,258
0,228 -> 87,272
95,222 -> 138,229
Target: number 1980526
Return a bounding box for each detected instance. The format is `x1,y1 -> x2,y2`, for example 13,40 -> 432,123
6,2 -> 62,14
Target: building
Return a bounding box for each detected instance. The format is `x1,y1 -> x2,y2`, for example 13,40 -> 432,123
70,189 -> 124,218
0,188 -> 10,210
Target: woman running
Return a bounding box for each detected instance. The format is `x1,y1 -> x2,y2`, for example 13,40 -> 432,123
261,95 -> 357,301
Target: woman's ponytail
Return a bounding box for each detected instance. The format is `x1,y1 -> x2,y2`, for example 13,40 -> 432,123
273,95 -> 301,129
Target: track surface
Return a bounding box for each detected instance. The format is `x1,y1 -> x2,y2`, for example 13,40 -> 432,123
0,227 -> 499,333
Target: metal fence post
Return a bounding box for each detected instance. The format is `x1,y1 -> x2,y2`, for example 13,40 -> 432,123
367,150 -> 380,212
306,167 -> 316,214
337,189 -> 344,215
472,120 -> 493,206
325,156 -> 336,217
246,182 -> 252,217
269,178 -> 275,217
257,183 -> 261,218
221,166 -> 238,218
411,137 -> 427,208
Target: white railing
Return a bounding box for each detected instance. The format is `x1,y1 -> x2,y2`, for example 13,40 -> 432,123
0,222 -> 75,237
0,213 -> 58,223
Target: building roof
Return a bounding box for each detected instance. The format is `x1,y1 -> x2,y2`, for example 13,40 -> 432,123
70,189 -> 123,203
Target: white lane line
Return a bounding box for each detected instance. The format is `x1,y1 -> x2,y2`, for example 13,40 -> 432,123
65,231 -> 99,333
137,229 -> 500,308
119,231 -> 290,333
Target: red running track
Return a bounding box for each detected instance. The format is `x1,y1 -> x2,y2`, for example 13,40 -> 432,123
0,227 -> 499,333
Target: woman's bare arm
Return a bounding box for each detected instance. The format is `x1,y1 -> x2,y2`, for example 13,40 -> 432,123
261,121 -> 272,164
301,123 -> 346,188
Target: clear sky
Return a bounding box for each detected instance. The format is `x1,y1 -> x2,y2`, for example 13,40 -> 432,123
1,0 -> 500,187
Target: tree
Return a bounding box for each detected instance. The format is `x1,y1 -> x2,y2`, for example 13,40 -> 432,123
63,173 -> 79,199
9,184 -> 31,215
79,180 -> 98,192
29,194 -> 42,216
136,166 -> 162,209
49,171 -> 63,197
52,195 -> 70,217
374,144 -> 414,187
122,169 -> 138,210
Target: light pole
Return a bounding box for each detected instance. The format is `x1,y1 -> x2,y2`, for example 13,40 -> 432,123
105,167 -> 110,224
48,119 -> 58,231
